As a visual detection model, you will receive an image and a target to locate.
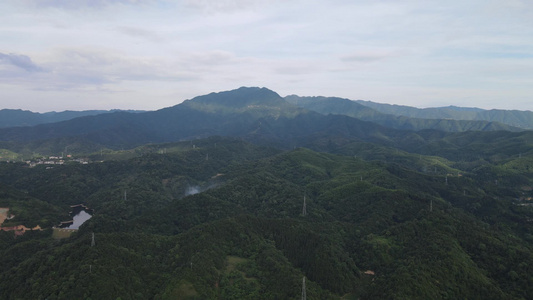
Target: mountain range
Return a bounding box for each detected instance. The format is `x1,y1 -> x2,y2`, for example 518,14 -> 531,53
0,87 -> 531,158
0,87 -> 532,299
2,88 -> 531,132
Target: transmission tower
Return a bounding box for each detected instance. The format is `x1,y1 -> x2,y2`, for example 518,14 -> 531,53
301,277 -> 306,300
91,232 -> 95,247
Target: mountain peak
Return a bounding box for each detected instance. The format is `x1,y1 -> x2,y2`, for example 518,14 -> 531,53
188,87 -> 284,108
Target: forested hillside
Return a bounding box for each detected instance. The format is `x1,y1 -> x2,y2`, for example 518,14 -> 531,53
0,135 -> 532,299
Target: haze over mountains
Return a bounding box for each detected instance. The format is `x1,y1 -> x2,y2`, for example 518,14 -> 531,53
286,95 -> 524,132
0,109 -> 145,129
0,87 -> 531,155
356,100 -> 533,129
2,87 -> 532,130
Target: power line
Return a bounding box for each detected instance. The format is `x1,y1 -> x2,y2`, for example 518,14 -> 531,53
302,195 -> 307,216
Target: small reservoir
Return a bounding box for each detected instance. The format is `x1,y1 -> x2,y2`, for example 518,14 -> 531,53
58,204 -> 94,229
65,210 -> 92,229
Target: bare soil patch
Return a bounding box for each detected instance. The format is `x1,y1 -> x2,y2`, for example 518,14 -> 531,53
0,208 -> 9,225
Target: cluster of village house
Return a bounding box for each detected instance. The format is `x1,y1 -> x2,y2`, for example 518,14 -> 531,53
517,197 -> 533,206
517,186 -> 533,207
26,156 -> 89,168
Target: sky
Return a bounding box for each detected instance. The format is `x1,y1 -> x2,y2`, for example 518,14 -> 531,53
1,0 -> 532,112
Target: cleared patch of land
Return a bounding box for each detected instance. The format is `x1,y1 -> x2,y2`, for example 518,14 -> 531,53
225,255 -> 258,283
0,208 -> 9,225
163,280 -> 198,299
226,255 -> 248,273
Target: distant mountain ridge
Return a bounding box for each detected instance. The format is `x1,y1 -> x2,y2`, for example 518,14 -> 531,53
285,95 -> 521,132
0,109 -> 145,128
0,87 -> 531,158
2,88 -> 531,131
0,87 -> 406,156
355,100 -> 533,129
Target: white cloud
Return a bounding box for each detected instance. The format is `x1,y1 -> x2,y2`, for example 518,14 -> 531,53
0,0 -> 532,111
19,0 -> 155,9
0,52 -> 46,72
116,26 -> 164,42
183,0 -> 258,12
